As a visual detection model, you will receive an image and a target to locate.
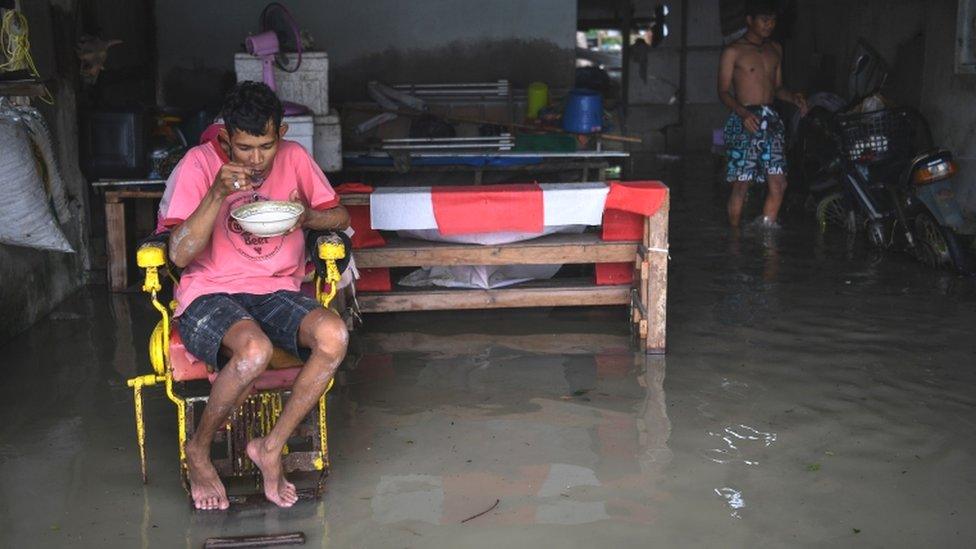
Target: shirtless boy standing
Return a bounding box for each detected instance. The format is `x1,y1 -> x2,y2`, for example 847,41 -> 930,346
717,0 -> 807,228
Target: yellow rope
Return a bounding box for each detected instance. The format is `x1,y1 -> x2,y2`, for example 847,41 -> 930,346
0,10 -> 53,104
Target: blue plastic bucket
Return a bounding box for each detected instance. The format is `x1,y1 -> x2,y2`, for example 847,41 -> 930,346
562,89 -> 603,134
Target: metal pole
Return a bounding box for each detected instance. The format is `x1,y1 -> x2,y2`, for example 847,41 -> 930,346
621,0 -> 633,116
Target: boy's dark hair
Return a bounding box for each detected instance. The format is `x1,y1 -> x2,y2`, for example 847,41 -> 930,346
745,0 -> 779,17
221,81 -> 283,137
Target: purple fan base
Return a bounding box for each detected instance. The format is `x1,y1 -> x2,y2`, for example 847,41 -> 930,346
283,100 -> 310,116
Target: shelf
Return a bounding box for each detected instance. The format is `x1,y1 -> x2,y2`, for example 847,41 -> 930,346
0,80 -> 47,97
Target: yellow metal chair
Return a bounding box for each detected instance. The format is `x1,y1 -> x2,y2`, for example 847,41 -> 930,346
126,231 -> 349,503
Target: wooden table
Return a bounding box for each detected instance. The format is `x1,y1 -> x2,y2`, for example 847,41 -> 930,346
100,184 -> 165,291
342,150 -> 630,184
342,158 -> 614,184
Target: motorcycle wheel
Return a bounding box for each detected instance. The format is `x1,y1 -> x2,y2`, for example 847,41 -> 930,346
816,192 -> 858,234
867,221 -> 890,249
913,211 -> 964,270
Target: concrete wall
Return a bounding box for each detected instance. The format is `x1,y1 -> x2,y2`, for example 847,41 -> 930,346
1,0 -> 91,344
626,0 -> 937,154
155,0 -> 577,107
919,0 -> 976,212
784,0 -> 975,212
785,0 -> 928,99
625,0 -> 728,152
681,0 -> 728,151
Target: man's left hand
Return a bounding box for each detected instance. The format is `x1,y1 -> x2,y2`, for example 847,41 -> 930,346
793,92 -> 809,116
286,189 -> 308,234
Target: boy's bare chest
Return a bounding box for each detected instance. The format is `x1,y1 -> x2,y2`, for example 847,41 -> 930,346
735,47 -> 779,79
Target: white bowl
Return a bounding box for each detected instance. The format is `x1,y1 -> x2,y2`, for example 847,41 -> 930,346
231,201 -> 304,237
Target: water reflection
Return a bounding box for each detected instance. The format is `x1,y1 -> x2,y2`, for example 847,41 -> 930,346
339,330 -> 671,527
109,294 -> 138,379
703,424 -> 777,466
713,487 -> 745,519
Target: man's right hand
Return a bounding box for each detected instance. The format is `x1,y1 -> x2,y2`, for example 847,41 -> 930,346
171,164 -> 256,268
738,109 -> 761,133
213,163 -> 256,199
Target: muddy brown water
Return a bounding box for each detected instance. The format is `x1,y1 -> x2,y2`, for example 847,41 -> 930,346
1,156 -> 975,548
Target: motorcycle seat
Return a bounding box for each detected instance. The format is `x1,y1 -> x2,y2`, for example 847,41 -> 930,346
866,157 -> 909,183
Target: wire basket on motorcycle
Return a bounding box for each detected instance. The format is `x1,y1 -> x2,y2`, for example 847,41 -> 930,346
835,108 -> 916,165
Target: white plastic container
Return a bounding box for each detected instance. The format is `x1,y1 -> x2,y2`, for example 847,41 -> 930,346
283,114 -> 313,154
235,52 -> 330,115
313,109 -> 342,172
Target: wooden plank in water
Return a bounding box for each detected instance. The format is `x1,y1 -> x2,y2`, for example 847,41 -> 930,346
203,532 -> 305,548
354,233 -> 638,268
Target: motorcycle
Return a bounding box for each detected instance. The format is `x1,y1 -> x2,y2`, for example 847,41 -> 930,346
824,107 -> 976,272
788,42 -> 885,218
790,42 -> 976,274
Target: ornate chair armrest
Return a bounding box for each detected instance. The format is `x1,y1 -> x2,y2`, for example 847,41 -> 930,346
306,230 -> 351,278
306,230 -> 352,308
137,233 -> 169,293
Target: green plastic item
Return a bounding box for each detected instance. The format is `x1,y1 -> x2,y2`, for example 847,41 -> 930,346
514,133 -> 578,152
526,82 -> 549,119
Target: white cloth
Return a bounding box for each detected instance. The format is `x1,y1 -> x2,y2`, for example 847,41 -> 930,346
395,225 -> 588,289
369,183 -> 610,233
366,184 -> 610,290
397,224 -> 587,246
539,182 -> 609,226
370,187 -> 437,231
398,264 -> 563,290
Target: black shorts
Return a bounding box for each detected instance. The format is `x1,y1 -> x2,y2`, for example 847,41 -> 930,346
177,290 -> 320,368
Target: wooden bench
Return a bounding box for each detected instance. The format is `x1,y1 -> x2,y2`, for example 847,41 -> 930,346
351,193 -> 669,353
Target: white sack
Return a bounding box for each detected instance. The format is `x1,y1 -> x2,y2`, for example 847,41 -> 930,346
0,118 -> 74,252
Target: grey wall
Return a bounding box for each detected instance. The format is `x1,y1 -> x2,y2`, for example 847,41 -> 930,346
919,0 -> 976,212
784,0 -> 975,212
627,0 -> 945,155
624,0 -> 681,150
155,0 -> 577,106
681,0 -> 728,151
624,0 -> 729,152
785,0 -> 928,100
1,0 -> 92,344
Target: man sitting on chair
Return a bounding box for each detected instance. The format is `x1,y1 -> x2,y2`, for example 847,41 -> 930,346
158,81 -> 350,510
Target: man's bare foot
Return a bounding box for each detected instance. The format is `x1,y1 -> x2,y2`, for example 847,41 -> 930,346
185,441 -> 229,510
246,437 -> 298,508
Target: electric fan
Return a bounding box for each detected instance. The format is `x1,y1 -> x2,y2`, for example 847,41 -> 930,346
244,2 -> 309,115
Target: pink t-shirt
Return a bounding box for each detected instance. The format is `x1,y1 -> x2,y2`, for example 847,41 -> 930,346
159,140 -> 339,315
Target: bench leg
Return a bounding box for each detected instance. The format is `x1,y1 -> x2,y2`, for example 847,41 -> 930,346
632,195 -> 669,353
644,196 -> 669,353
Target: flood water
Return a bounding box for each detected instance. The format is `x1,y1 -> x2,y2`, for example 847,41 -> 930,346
2,155 -> 975,547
